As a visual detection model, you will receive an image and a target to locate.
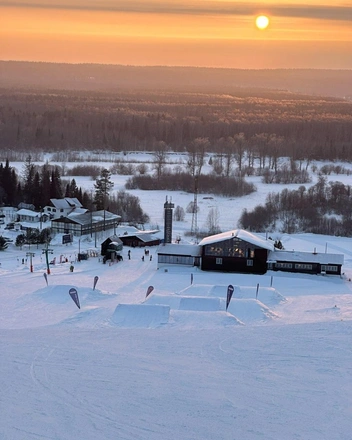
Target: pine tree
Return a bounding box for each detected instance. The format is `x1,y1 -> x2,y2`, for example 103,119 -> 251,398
40,163 -> 51,207
32,172 -> 41,209
94,168 -> 114,210
22,155 -> 36,204
65,179 -> 78,198
50,167 -> 63,199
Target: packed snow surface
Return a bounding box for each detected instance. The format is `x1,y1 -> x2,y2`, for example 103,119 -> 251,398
1,229 -> 352,440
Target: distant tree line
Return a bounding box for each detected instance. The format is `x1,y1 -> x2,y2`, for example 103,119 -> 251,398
239,177 -> 352,236
1,89 -> 352,162
126,172 -> 255,197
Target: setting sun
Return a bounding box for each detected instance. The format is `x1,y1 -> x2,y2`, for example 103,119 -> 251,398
255,15 -> 270,30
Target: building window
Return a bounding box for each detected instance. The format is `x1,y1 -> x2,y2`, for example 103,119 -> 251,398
294,263 -> 313,270
321,265 -> 338,272
275,262 -> 293,269
158,255 -> 194,265
205,237 -> 254,258
247,259 -> 253,266
216,258 -> 223,265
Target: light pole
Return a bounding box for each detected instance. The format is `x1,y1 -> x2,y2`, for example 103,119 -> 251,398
26,252 -> 35,273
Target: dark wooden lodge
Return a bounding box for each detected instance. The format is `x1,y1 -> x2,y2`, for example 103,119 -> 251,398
119,233 -> 161,248
198,229 -> 274,274
101,235 -> 123,256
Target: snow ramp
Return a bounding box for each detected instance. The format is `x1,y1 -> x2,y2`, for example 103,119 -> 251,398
111,304 -> 170,328
179,296 -> 221,311
145,294 -> 221,311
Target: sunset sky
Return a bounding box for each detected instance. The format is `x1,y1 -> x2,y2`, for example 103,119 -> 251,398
1,0 -> 352,69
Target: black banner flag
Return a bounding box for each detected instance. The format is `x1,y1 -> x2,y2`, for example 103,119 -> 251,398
226,284 -> 234,311
146,285 -> 154,298
93,275 -> 99,290
69,288 -> 81,309
43,273 -> 48,286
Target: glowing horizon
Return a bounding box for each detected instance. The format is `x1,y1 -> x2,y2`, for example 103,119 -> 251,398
1,1 -> 352,69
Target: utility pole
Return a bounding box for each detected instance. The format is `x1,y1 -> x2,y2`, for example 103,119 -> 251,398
191,175 -> 199,241
26,252 -> 35,273
42,245 -> 53,275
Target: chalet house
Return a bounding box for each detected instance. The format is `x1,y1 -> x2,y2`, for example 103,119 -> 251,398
119,232 -> 161,248
51,210 -> 121,237
43,198 -> 87,220
18,202 -> 35,211
198,229 -> 274,274
101,235 -> 123,256
16,208 -> 41,223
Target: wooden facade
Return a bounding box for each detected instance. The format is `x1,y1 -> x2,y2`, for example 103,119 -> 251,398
199,230 -> 274,274
200,238 -> 269,274
119,233 -> 161,248
101,235 -> 123,256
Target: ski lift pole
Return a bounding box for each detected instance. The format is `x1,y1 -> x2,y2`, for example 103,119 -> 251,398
26,252 -> 35,273
42,245 -> 53,275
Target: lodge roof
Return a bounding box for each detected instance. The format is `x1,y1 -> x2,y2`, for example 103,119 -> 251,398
157,243 -> 201,256
198,229 -> 275,251
51,210 -> 120,226
269,250 -> 344,265
16,209 -> 39,217
50,198 -> 82,209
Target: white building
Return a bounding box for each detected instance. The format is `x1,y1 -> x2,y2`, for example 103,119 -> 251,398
16,209 -> 41,223
43,198 -> 87,219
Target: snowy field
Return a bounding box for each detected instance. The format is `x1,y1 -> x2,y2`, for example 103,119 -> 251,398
1,155 -> 352,439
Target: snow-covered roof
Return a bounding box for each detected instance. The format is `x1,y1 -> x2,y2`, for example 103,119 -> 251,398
120,233 -> 160,243
16,209 -> 39,217
269,250 -> 344,265
198,229 -> 275,251
157,244 -> 202,257
103,235 -> 123,244
118,229 -> 160,238
50,198 -> 82,209
67,208 -> 88,217
52,210 -> 120,226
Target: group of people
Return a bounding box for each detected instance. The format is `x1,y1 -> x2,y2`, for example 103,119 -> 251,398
127,248 -> 152,262
141,248 -> 152,262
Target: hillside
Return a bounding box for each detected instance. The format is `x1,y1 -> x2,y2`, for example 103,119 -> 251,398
1,61 -> 352,98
